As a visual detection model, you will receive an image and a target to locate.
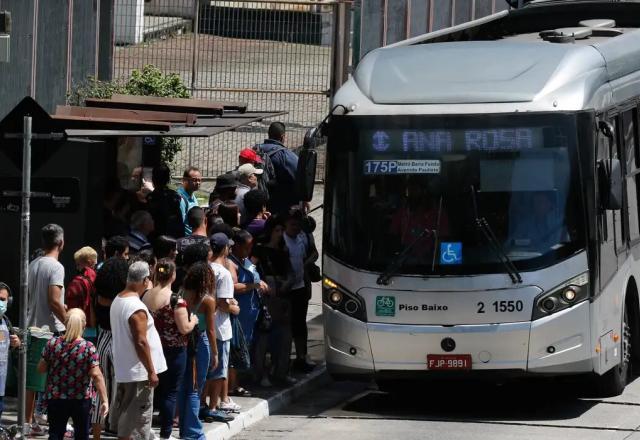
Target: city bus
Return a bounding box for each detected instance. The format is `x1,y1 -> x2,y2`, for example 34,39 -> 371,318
320,1 -> 640,396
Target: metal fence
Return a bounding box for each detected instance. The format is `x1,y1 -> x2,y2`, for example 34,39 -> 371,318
355,0 -> 509,61
0,0 -> 107,119
113,0 -> 347,180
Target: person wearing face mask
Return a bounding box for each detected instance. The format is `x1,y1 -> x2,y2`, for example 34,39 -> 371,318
0,283 -> 21,424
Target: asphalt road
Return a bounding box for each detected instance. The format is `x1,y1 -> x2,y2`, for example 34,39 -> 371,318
234,375 -> 640,440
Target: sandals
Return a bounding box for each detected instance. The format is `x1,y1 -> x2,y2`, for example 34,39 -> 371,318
229,387 -> 252,397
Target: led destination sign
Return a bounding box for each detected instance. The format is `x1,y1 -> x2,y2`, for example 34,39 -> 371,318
367,127 -> 547,154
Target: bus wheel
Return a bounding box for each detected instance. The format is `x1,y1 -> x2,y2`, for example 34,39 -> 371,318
596,306 -> 631,397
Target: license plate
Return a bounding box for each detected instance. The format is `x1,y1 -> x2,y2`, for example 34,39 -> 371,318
427,354 -> 472,370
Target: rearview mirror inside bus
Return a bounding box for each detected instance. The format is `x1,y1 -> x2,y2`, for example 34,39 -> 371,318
598,158 -> 623,211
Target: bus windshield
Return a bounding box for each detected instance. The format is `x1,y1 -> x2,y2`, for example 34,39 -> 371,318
324,113 -> 586,275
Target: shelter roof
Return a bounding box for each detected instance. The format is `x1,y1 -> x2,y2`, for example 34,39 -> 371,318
0,96 -> 286,139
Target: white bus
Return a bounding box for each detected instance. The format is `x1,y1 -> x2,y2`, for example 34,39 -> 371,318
320,0 -> 640,396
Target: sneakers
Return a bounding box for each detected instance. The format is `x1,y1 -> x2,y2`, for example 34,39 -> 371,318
293,359 -> 316,374
199,407 -> 234,423
64,424 -> 74,438
24,422 -> 48,437
272,375 -> 298,387
218,398 -> 241,413
33,414 -> 47,426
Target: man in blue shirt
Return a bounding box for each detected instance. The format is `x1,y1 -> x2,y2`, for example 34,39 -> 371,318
178,167 -> 202,236
257,122 -> 300,215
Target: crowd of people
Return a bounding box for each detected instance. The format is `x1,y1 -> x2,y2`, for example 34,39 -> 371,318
0,122 -> 321,440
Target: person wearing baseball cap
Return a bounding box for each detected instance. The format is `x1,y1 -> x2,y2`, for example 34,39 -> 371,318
209,173 -> 239,217
238,148 -> 262,166
234,164 -> 264,220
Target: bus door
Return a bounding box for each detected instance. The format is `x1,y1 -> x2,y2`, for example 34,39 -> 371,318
597,114 -> 623,291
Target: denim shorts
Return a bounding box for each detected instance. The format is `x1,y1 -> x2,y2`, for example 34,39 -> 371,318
207,339 -> 230,380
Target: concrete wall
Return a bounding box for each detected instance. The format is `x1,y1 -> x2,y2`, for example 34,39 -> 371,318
358,0 -> 509,59
114,0 -> 145,44
0,0 -> 111,119
145,0 -> 196,18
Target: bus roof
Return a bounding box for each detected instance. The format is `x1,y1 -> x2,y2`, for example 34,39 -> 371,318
340,1 -> 640,113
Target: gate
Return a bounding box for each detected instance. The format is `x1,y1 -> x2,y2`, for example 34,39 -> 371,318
112,0 -> 351,180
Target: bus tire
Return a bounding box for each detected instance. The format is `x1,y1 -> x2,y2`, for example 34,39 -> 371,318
596,306 -> 631,397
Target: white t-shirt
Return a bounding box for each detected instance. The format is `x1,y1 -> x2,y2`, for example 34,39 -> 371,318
27,256 -> 66,332
284,233 -> 309,290
110,295 -> 167,383
210,262 -> 234,342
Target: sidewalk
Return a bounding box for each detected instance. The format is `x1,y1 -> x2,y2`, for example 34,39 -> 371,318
0,314 -> 328,440
197,184 -> 327,439
1,185 -> 328,439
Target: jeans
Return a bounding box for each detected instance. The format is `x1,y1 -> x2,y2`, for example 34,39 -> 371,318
177,332 -> 210,440
156,346 -> 187,438
47,399 -> 91,440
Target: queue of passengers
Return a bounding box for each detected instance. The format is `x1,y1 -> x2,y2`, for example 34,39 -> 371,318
0,122 -> 320,440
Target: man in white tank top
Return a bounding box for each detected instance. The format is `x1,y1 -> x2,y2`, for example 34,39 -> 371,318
110,262 -> 167,440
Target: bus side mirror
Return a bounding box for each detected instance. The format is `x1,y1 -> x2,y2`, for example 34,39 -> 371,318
598,158 -> 623,211
295,128 -> 319,202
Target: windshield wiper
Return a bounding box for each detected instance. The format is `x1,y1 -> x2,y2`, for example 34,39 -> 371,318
377,197 -> 443,286
470,186 -> 522,284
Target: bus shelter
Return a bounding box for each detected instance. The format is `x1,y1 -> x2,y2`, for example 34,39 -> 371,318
0,95 -> 285,320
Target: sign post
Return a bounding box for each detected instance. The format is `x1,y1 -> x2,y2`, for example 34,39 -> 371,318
17,116 -> 32,435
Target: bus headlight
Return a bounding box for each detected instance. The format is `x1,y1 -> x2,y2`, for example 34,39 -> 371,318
329,290 -> 343,305
323,277 -> 367,322
532,273 -> 589,320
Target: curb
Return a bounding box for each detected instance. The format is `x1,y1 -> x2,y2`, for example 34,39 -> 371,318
204,365 -> 330,439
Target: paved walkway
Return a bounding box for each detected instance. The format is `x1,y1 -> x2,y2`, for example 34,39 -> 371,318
0,186 -> 328,439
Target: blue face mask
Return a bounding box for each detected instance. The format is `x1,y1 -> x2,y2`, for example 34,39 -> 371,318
0,300 -> 7,316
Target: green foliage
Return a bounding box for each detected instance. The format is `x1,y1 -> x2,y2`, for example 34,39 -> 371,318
124,65 -> 190,99
67,65 -> 191,164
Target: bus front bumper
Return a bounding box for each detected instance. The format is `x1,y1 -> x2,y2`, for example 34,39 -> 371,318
324,301 -> 593,380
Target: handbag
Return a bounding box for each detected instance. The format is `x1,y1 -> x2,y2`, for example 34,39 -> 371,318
305,263 -> 322,283
229,315 -> 251,371
304,233 -> 322,283
255,296 -> 273,333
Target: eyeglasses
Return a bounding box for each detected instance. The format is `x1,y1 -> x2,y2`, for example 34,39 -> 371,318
188,178 -> 202,183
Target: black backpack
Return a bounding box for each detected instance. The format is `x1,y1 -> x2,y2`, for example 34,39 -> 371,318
254,144 -> 286,194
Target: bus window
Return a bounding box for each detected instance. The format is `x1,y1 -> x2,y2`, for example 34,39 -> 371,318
598,125 -> 617,287
623,108 -> 640,242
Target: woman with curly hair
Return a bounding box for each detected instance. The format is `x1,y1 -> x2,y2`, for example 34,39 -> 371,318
176,262 -> 218,440
91,257 -> 129,440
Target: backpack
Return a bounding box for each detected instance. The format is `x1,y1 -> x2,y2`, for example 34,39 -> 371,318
253,144 -> 285,195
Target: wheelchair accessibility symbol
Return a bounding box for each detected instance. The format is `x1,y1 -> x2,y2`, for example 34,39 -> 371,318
440,242 -> 462,265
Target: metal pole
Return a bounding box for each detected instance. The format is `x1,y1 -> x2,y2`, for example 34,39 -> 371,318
17,116 -> 32,435
190,0 -> 201,93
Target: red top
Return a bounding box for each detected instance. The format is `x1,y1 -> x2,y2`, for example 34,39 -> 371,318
151,300 -> 188,348
66,267 -> 96,320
